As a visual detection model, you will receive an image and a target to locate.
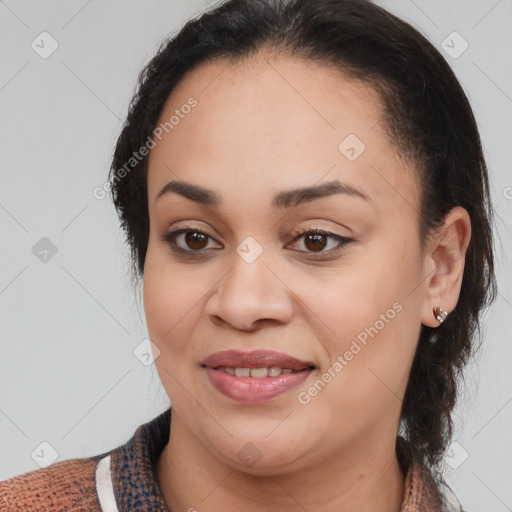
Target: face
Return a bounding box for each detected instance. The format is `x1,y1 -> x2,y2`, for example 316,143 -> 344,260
143,52 -> 428,474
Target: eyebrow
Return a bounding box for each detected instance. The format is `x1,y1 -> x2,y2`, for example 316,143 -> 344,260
155,179 -> 371,209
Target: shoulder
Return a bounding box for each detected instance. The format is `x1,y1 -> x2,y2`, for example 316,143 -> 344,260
0,408 -> 172,512
0,452 -> 106,511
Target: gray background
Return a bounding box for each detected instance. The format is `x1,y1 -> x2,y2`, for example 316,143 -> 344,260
0,0 -> 511,510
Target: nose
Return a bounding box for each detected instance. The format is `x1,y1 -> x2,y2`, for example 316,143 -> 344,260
204,254 -> 294,332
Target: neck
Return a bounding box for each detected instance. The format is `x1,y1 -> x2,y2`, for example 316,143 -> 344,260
156,412 -> 405,512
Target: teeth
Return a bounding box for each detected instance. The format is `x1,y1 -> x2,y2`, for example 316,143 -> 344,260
235,367 -> 251,377
219,366 -> 304,377
268,366 -> 282,377
250,367 -> 268,378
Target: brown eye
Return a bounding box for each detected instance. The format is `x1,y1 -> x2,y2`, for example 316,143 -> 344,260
160,228 -> 221,253
303,233 -> 328,252
160,227 -> 352,258
184,231 -> 208,250
288,228 -> 352,256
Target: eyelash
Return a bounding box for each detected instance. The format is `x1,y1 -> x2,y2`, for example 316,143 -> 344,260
159,226 -> 353,258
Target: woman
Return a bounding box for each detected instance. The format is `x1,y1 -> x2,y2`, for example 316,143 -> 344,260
0,0 -> 496,510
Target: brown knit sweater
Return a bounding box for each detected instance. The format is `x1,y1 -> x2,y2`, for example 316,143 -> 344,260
0,407 -> 465,511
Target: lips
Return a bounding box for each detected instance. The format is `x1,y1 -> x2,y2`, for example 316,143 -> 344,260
201,349 -> 315,371
201,349 -> 316,404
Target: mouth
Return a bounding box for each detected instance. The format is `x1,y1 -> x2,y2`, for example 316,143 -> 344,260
201,349 -> 316,371
209,366 -> 314,377
201,350 -> 316,403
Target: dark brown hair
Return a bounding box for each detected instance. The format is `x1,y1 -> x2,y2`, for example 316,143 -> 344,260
109,0 -> 497,469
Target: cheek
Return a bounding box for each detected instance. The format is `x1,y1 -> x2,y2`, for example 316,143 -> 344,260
142,249 -> 210,407
297,260 -> 403,346
142,246 -> 203,355
293,281 -> 418,437
295,240 -> 422,384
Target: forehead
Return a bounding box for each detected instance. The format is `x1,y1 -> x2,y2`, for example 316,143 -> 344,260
146,53 -> 418,215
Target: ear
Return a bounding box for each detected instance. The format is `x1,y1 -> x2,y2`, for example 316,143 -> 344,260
420,206 -> 472,327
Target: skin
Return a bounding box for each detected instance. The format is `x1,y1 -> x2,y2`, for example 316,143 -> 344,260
143,51 -> 471,512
